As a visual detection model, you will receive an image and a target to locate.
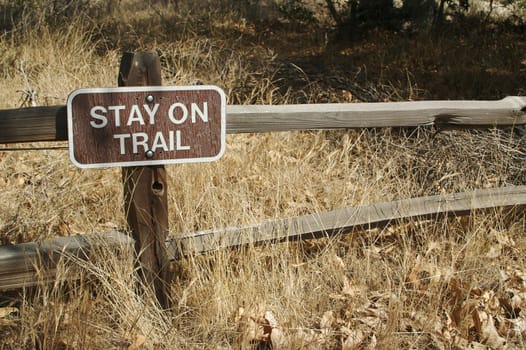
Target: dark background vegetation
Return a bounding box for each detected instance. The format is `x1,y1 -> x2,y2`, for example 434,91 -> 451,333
2,0 -> 525,102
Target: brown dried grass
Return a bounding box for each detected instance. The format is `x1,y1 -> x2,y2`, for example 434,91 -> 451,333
0,1 -> 525,349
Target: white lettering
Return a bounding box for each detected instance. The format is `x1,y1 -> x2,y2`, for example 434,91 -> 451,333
191,102 -> 208,123
169,130 -> 174,151
127,105 -> 145,126
151,131 -> 168,152
90,106 -> 107,128
143,103 -> 159,125
132,132 -> 149,154
113,131 -> 190,155
108,105 -> 125,127
176,130 -> 190,150
168,103 -> 188,124
113,133 -> 131,154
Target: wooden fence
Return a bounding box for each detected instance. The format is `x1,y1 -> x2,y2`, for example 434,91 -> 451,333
0,52 -> 525,306
1,96 -> 526,143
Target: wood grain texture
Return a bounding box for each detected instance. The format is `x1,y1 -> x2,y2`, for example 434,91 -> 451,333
226,96 -> 526,133
120,51 -> 172,310
170,185 -> 526,257
0,231 -> 132,291
0,97 -> 525,143
69,88 -> 223,167
2,186 -> 524,290
0,106 -> 67,143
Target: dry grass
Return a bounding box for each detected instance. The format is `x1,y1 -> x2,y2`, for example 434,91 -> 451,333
1,1 -> 526,349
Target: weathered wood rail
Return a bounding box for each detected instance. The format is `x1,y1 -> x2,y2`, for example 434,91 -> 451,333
1,185 -> 525,290
172,184 -> 526,256
0,93 -> 525,292
0,96 -> 525,143
0,232 -> 132,291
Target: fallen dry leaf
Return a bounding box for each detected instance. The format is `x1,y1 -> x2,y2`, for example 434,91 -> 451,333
237,306 -> 272,344
508,318 -> 526,337
367,334 -> 377,349
270,327 -> 288,349
490,228 -> 516,248
509,291 -> 526,310
342,328 -> 367,350
320,310 -> 334,330
342,276 -> 368,298
264,310 -> 279,328
485,244 -> 502,258
127,333 -> 146,350
480,290 -> 500,313
0,307 -> 17,318
425,241 -> 441,256
472,309 -> 506,349
0,307 -> 18,326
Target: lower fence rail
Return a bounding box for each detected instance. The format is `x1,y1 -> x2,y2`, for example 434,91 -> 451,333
1,185 -> 525,291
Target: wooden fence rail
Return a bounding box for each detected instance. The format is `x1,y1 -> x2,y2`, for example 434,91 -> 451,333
0,232 -> 132,291
2,185 -> 525,290
172,185 -> 526,256
1,93 -> 525,292
1,96 -> 525,143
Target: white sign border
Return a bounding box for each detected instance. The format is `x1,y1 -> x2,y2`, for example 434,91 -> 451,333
67,85 -> 227,169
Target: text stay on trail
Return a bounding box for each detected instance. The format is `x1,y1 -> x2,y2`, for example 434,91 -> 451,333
67,85 -> 226,169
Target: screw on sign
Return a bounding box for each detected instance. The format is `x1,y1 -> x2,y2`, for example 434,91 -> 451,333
67,85 -> 226,168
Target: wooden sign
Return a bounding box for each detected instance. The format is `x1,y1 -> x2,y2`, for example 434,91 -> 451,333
67,85 -> 226,168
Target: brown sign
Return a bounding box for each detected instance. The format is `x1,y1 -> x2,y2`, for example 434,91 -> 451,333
67,86 -> 226,168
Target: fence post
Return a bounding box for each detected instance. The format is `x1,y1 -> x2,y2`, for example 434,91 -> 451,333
118,51 -> 172,310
